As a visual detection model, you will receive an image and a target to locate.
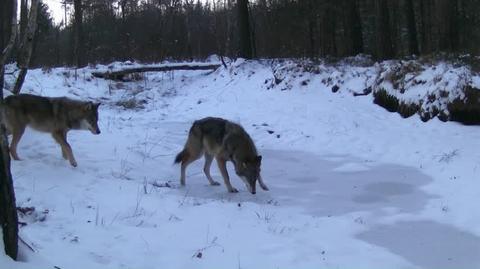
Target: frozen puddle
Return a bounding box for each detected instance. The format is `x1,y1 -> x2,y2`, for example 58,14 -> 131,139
264,150 -> 437,217
263,150 -> 480,268
183,149 -> 436,217
332,162 -> 371,172
357,221 -> 480,269
180,149 -> 480,268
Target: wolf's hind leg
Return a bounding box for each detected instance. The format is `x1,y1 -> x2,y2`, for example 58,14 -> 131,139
204,153 -> 220,186
179,150 -> 202,186
58,131 -> 68,160
52,131 -> 77,167
216,157 -> 238,193
10,126 -> 26,161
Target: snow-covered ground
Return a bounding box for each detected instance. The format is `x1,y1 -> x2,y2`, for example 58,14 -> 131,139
2,59 -> 480,269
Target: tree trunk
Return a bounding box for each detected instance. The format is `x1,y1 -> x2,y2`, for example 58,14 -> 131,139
389,1 -> 400,56
13,0 -> 40,95
351,0 -> 364,55
19,0 -> 28,38
91,63 -> 221,81
405,0 -> 419,55
0,0 -> 19,261
456,0 -> 466,52
119,0 -> 132,61
374,0 -> 394,60
305,0 -> 316,58
308,19 -> 315,58
184,1 -> 194,61
224,0 -> 233,57
73,0 -> 86,67
1,0 -> 14,51
320,1 -> 337,57
13,69 -> 28,95
237,0 -> 253,58
419,0 -> 431,54
448,0 -> 459,52
343,0 -> 364,56
0,0 -> 18,96
0,124 -> 16,260
248,4 -> 257,58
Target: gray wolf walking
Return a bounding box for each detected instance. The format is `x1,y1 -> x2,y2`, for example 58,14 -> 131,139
2,94 -> 101,167
174,117 -> 268,194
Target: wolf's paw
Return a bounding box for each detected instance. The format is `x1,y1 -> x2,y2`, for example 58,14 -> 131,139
261,185 -> 269,191
70,161 -> 78,167
228,187 -> 239,193
210,181 -> 221,186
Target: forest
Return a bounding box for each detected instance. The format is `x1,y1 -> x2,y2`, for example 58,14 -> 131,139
2,0 -> 480,67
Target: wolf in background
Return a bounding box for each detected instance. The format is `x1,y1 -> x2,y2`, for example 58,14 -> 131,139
2,94 -> 101,167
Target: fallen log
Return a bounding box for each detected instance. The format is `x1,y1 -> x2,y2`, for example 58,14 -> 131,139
91,63 -> 221,81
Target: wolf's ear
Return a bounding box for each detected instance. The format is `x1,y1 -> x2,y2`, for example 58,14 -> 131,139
256,155 -> 262,164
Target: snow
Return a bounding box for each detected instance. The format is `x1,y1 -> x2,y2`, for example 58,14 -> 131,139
2,59 -> 480,268
373,60 -> 477,117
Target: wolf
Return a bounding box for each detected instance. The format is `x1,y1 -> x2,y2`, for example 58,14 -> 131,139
174,117 -> 268,194
1,94 -> 101,167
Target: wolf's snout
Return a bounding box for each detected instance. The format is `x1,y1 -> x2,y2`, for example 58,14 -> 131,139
91,128 -> 101,135
250,184 -> 256,195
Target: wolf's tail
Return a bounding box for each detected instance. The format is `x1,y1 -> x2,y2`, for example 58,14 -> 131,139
174,149 -> 187,164
174,121 -> 203,165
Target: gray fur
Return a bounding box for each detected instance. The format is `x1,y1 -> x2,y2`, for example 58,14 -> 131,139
175,117 -> 268,194
2,94 -> 101,167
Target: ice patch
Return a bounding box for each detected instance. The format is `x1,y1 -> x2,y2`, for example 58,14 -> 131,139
332,162 -> 371,172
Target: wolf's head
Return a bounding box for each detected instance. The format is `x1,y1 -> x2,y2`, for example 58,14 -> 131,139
235,155 -> 262,194
80,102 -> 101,135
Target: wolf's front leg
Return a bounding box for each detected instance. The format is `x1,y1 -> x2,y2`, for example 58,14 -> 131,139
203,153 -> 220,186
61,147 -> 68,160
52,131 -> 77,167
216,157 -> 238,193
63,144 -> 77,167
258,175 -> 269,191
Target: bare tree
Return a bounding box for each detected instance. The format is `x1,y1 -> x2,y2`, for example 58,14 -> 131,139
13,0 -> 40,95
0,0 -> 19,260
19,0 -> 29,37
73,0 -> 85,67
304,0 -> 317,58
184,0 -> 194,61
224,0 -> 234,57
418,0 -> 433,54
405,0 -> 419,55
345,0 -> 363,55
320,1 -> 337,57
237,0 -> 253,58
374,0 -> 394,59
